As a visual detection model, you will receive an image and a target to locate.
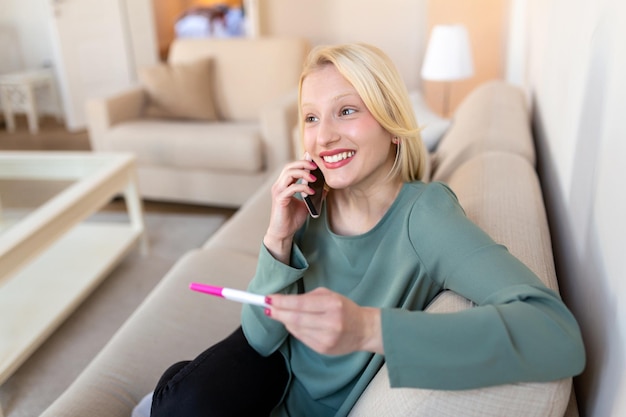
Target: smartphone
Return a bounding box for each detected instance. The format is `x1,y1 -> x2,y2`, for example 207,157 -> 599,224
303,166 -> 326,218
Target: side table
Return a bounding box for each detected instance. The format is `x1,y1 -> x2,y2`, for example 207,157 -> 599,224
0,68 -> 64,134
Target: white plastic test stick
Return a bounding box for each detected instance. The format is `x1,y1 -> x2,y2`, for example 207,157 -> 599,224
189,283 -> 269,307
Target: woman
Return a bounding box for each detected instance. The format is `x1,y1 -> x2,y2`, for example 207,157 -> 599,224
150,43 -> 585,417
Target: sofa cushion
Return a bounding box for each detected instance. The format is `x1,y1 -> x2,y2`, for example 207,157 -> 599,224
203,169 -> 277,255
348,290 -> 571,417
431,80 -> 535,182
105,120 -> 264,173
350,360 -> 571,417
138,58 -> 219,121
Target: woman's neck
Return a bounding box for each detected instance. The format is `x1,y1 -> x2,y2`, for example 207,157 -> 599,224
327,179 -> 404,236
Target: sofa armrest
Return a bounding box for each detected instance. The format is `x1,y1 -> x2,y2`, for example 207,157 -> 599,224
259,89 -> 299,171
348,291 -> 572,417
85,86 -> 146,151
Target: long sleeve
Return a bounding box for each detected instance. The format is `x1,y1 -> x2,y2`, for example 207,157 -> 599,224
241,243 -> 308,356
381,183 -> 585,389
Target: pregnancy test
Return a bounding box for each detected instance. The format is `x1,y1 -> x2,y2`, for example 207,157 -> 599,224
189,283 -> 268,307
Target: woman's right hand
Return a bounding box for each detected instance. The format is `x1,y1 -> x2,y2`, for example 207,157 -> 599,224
263,158 -> 319,264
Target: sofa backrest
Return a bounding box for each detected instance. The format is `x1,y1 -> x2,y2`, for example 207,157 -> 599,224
431,80 -> 535,183
446,151 -> 559,291
168,37 -> 309,121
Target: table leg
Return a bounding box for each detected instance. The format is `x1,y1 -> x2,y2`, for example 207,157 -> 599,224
123,173 -> 148,256
47,76 -> 65,124
0,86 -> 15,132
24,84 -> 39,134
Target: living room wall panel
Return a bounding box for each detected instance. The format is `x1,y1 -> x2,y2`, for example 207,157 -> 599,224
258,0 -> 427,91
523,0 -> 626,416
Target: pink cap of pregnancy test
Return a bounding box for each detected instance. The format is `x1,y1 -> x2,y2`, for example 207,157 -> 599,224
189,283 -> 224,297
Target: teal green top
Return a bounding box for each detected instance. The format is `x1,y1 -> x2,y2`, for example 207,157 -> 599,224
242,182 -> 585,417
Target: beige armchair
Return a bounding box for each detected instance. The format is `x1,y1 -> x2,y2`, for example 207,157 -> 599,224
86,37 -> 309,207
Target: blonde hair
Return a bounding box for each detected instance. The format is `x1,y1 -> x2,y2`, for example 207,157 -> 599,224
298,43 -> 427,182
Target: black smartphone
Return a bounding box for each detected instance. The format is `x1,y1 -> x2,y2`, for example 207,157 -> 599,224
303,166 -> 326,218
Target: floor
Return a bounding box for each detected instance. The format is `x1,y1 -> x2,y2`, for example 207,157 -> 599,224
0,115 -> 90,151
0,115 -> 235,217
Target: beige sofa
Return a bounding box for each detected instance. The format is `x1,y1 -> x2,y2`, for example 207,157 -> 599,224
86,37 -> 309,208
42,81 -> 580,417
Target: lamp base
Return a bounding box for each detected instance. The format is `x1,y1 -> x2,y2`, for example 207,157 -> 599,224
442,81 -> 451,118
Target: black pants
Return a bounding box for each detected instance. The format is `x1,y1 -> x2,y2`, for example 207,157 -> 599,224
151,326 -> 289,417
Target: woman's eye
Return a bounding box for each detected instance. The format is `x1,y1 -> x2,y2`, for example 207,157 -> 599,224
305,115 -> 318,123
341,108 -> 356,116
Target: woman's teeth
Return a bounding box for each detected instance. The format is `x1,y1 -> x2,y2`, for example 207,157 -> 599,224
323,151 -> 355,163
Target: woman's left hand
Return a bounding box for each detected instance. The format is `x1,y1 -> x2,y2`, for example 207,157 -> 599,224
266,287 -> 383,356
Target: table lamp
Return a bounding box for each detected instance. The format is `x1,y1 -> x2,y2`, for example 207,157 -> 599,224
421,24 -> 474,117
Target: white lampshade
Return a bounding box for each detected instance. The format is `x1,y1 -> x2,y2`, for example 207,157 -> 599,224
421,24 -> 474,81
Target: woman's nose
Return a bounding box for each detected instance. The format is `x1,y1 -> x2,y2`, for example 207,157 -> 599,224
316,117 -> 340,145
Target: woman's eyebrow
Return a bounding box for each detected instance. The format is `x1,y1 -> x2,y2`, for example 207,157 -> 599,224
332,91 -> 359,102
301,92 -> 360,109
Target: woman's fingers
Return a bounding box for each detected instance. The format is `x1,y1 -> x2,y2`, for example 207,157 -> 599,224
270,289 -> 335,330
263,159 -> 319,263
266,288 -> 382,355
273,161 -> 318,196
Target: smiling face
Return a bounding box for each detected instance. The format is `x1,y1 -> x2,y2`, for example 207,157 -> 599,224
300,64 -> 397,192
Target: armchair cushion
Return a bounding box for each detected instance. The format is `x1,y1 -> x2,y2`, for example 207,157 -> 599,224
138,58 -> 219,121
105,120 -> 263,173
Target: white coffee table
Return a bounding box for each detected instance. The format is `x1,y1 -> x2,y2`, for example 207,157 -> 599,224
0,152 -> 147,413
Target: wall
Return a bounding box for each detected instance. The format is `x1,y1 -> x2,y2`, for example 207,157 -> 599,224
149,0 -> 428,90
0,0 -> 53,72
152,0 -> 187,59
258,0 -> 428,92
124,0 -> 160,72
0,0 -> 57,114
519,0 -> 626,415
